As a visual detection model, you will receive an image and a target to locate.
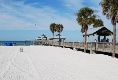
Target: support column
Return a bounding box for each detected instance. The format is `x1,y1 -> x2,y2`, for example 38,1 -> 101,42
73,42 -> 74,50
63,39 -> 65,48
90,43 -> 93,54
104,36 -> 106,42
93,34 -> 95,42
88,36 -> 89,42
98,35 -> 100,42
83,35 -> 84,42
110,34 -> 113,42
83,35 -> 85,47
110,34 -> 113,53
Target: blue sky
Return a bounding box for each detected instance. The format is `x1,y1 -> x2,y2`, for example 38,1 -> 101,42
0,0 -> 117,41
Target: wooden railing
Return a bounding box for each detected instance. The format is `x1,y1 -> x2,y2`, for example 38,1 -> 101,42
36,40 -> 118,54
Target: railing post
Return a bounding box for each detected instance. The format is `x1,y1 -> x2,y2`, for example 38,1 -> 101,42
63,42 -> 64,48
90,43 -> 93,54
67,42 -> 69,47
86,42 -> 88,49
103,43 -> 105,51
73,42 -> 74,49
96,42 -> 98,50
116,43 -> 118,50
94,42 -> 96,51
76,42 -> 78,48
110,42 -> 112,53
64,42 -> 66,47
83,42 -> 84,48
78,42 -> 79,48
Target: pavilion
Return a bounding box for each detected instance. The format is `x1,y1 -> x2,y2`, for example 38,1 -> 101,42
83,26 -> 113,42
49,35 -> 66,42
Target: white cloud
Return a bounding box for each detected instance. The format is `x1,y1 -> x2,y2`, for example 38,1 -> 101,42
59,0 -> 84,10
0,0 -> 80,30
61,0 -> 117,31
0,0 -> 116,31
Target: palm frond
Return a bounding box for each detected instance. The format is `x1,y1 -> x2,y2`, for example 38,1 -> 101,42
56,24 -> 64,33
76,7 -> 96,32
100,0 -> 118,24
49,23 -> 56,33
93,19 -> 104,28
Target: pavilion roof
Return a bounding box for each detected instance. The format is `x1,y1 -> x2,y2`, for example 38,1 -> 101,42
83,26 -> 113,36
49,36 -> 66,40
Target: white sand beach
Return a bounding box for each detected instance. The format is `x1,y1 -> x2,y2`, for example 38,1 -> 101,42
0,46 -> 118,80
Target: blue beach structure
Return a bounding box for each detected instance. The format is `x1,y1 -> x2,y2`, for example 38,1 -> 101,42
4,42 -> 16,46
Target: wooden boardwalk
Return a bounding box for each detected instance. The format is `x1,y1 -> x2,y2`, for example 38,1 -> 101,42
36,40 -> 118,54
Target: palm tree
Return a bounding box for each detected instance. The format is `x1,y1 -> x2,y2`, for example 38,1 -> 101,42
76,7 -> 96,53
56,24 -> 64,47
50,23 -> 56,38
80,28 -> 85,33
93,19 -> 104,28
100,0 -> 118,57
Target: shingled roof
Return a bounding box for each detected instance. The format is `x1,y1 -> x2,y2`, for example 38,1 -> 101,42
83,26 -> 113,36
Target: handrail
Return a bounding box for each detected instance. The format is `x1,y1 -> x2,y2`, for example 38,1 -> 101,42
36,40 -> 118,53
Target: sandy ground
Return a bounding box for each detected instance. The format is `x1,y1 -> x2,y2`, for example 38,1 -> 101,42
0,46 -> 118,80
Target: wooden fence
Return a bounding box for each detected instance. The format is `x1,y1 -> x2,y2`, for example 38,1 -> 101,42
36,40 -> 118,54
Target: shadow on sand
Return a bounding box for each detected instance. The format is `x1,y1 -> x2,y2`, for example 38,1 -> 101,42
75,48 -> 118,58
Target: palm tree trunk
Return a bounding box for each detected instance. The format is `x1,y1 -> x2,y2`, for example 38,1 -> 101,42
52,33 -> 54,46
58,31 -> 61,47
84,29 -> 87,53
112,23 -> 116,58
